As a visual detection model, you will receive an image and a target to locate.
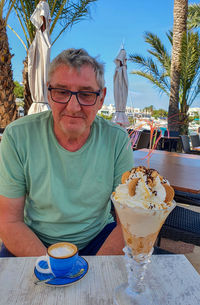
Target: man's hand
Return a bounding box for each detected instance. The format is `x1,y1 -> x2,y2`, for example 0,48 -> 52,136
0,195 -> 46,257
96,221 -> 125,255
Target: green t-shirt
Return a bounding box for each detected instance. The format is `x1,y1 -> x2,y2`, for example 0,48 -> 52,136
0,111 -> 133,249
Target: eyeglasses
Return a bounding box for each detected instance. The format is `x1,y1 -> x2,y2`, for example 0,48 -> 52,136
48,87 -> 101,106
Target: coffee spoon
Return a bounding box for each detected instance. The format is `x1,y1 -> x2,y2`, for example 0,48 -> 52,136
34,268 -> 85,285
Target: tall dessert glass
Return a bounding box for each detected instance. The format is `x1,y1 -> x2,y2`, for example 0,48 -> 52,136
111,167 -> 176,305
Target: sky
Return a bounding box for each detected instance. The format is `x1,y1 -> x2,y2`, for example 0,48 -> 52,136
6,0 -> 200,110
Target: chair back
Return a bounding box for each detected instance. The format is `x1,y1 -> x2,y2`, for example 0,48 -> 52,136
162,130 -> 179,151
164,130 -> 179,137
190,134 -> 200,148
180,135 -> 191,153
158,206 -> 200,247
134,130 -> 150,150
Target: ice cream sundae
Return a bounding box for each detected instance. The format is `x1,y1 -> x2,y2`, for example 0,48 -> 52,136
112,166 -> 175,255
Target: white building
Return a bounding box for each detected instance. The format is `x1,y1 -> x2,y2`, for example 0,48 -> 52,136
98,104 -> 115,116
98,104 -> 145,117
188,107 -> 200,117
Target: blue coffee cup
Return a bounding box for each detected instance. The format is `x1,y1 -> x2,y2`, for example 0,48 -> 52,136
35,242 -> 78,277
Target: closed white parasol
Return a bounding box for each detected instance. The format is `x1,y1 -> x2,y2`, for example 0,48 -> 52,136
112,47 -> 129,127
28,0 -> 51,114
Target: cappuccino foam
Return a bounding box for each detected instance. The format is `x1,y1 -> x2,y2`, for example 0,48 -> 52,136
50,245 -> 75,257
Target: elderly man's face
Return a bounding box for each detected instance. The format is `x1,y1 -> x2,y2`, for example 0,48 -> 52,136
48,65 -> 106,140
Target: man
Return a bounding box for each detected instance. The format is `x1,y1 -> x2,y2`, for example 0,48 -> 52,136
0,48 -> 133,257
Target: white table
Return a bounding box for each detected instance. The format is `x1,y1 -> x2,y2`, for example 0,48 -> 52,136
0,255 -> 200,305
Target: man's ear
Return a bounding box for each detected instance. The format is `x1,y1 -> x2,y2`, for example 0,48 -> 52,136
98,87 -> 107,109
46,82 -> 52,107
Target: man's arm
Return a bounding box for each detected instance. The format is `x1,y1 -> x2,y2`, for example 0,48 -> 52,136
0,195 -> 47,257
96,213 -> 124,255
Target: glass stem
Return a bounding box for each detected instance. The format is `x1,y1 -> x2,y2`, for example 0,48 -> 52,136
123,246 -> 153,295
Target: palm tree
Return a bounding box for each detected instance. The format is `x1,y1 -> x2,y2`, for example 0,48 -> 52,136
143,105 -> 154,115
0,0 -> 17,128
179,31 -> 200,133
10,0 -> 97,114
168,0 -> 188,133
188,3 -> 200,29
129,30 -> 200,134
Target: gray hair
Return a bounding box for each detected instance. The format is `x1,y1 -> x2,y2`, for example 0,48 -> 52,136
48,48 -> 105,89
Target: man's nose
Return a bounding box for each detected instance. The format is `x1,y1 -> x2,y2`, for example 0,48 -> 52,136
66,93 -> 81,111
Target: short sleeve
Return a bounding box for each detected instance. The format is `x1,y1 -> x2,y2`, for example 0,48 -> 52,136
113,131 -> 134,190
0,130 -> 26,198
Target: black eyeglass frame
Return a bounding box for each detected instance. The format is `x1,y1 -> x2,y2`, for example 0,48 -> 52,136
48,87 -> 101,106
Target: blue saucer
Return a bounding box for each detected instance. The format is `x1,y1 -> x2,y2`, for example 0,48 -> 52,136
34,256 -> 88,286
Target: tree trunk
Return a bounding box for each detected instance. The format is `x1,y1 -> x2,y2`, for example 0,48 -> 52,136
168,0 -> 188,132
0,18 -> 17,128
23,56 -> 33,115
179,101 -> 189,134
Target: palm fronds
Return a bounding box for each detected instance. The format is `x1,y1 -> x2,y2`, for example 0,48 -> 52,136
11,0 -> 97,48
7,0 -> 97,114
188,3 -> 200,29
180,31 -> 200,105
145,31 -> 171,74
0,0 -> 17,21
50,0 -> 97,45
129,30 -> 200,113
129,32 -> 171,96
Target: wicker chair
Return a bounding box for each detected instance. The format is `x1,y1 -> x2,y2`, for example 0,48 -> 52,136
157,189 -> 200,248
132,130 -> 150,151
190,134 -> 200,149
174,190 -> 200,207
157,205 -> 200,247
180,135 -> 200,154
161,130 -> 179,151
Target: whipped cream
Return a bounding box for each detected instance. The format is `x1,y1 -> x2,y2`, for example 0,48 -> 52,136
114,166 -> 174,210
